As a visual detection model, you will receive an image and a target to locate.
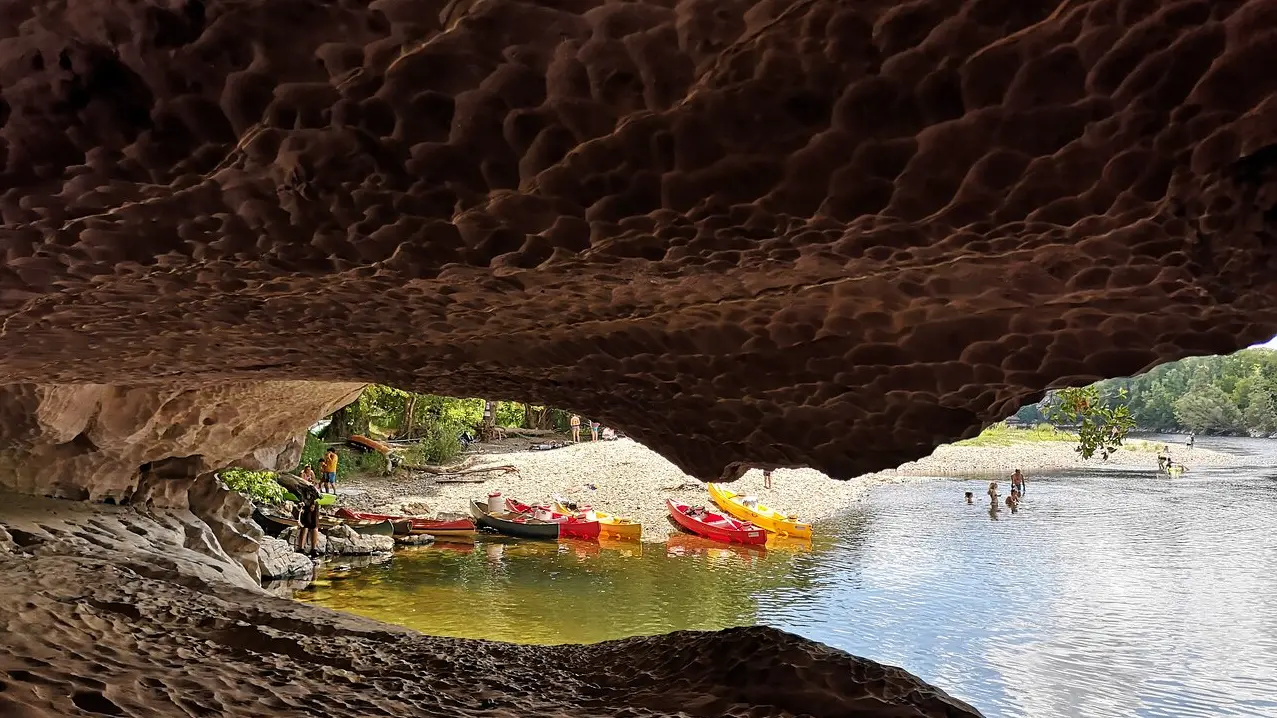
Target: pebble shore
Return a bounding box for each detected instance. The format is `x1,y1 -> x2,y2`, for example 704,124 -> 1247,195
341,439 -> 889,541
339,436 -> 1242,541
883,440 -> 1238,477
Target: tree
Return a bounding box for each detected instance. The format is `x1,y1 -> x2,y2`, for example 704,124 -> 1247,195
1174,386 -> 1242,433
322,401 -> 368,440
1242,382 -> 1277,435
1045,386 -> 1137,460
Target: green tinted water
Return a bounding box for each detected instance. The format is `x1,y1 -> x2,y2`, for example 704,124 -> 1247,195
293,532 -> 830,645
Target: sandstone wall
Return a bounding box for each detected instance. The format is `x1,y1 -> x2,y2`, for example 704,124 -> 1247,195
1,2 -> 1276,482
0,381 -> 363,503
0,381 -> 363,576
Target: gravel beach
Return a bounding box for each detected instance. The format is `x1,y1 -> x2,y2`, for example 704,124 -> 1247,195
338,435 -> 1241,541
884,440 -> 1238,477
341,438 -> 887,541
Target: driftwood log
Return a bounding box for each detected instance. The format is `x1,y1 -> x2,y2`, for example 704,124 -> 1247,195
400,459 -> 519,476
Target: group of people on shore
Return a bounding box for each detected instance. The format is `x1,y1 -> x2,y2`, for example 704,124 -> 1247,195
299,447 -> 341,494
966,468 -> 1027,514
569,414 -> 615,442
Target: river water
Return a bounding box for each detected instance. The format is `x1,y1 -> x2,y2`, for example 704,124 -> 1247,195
295,435 -> 1277,718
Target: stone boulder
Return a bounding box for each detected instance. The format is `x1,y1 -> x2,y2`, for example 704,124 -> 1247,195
282,525 -> 394,555
258,537 -> 315,581
324,524 -> 395,555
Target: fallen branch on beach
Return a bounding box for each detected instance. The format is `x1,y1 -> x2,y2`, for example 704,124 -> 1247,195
400,458 -> 520,477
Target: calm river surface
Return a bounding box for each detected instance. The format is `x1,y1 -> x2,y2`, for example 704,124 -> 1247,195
296,435 -> 1277,718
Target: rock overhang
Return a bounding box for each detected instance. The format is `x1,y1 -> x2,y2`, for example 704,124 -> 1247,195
0,0 -> 1275,481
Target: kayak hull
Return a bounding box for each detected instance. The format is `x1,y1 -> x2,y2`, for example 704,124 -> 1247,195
553,502 -> 642,541
502,499 -> 602,540
666,499 -> 767,545
284,491 -> 336,506
707,483 -> 812,539
470,500 -> 563,539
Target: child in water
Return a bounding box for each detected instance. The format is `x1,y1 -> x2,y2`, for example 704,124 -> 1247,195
1006,488 -> 1020,509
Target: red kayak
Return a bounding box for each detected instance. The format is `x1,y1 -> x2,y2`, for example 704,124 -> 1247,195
335,508 -> 476,539
666,499 -> 767,545
503,498 -> 601,540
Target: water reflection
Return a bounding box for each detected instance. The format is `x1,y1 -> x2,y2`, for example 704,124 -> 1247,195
298,447 -> 1277,718
297,532 -> 829,645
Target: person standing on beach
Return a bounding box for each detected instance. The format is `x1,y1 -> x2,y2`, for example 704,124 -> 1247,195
763,469 -> 773,490
570,414 -> 581,442
1010,469 -> 1025,496
589,420 -> 600,441
321,448 -> 339,495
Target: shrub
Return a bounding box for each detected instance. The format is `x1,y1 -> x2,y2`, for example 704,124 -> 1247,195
221,467 -> 286,504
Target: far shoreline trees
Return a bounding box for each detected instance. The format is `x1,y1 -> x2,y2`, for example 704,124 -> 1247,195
1015,348 -> 1277,437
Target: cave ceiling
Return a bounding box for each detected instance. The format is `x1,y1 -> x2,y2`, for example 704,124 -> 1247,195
1,0 -> 1276,480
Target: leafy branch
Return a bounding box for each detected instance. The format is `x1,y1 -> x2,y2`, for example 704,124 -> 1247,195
1045,386 -> 1137,460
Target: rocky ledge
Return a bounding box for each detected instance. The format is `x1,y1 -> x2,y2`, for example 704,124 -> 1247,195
0,497 -> 983,718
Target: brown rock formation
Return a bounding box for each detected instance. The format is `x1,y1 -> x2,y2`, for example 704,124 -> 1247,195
0,500 -> 983,717
0,382 -> 363,502
3,1 -> 1277,480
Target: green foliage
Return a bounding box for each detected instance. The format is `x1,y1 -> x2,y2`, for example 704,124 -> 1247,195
1173,386 -> 1242,434
1045,386 -> 1137,460
307,388 -> 578,478
221,468 -> 286,504
401,424 -> 464,466
1022,348 -> 1277,436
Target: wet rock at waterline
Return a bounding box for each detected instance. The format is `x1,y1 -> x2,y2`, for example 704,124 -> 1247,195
0,2 -> 1275,482
280,525 -> 395,556
257,536 -> 315,581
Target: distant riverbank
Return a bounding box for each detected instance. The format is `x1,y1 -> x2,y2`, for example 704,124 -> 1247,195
878,428 -> 1238,478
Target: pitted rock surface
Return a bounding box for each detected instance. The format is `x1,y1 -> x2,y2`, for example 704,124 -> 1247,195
3,1 -> 1277,480
257,536 -> 315,580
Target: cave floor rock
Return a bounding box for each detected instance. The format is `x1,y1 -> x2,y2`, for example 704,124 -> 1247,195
0,502 -> 982,718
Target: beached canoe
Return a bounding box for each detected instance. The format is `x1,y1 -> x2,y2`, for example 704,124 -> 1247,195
666,499 -> 767,545
344,518 -> 397,537
501,498 -> 602,541
469,500 -> 562,540
334,508 -> 475,539
252,508 -> 298,537
552,501 -> 642,541
706,483 -> 812,539
348,434 -> 394,454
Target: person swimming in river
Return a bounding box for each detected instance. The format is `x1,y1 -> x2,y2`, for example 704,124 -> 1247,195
965,491 -> 974,504
987,481 -> 999,504
1010,469 -> 1026,496
1006,488 -> 1020,509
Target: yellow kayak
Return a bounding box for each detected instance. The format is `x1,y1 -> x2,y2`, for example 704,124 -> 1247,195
707,483 -> 812,539
552,502 -> 643,541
